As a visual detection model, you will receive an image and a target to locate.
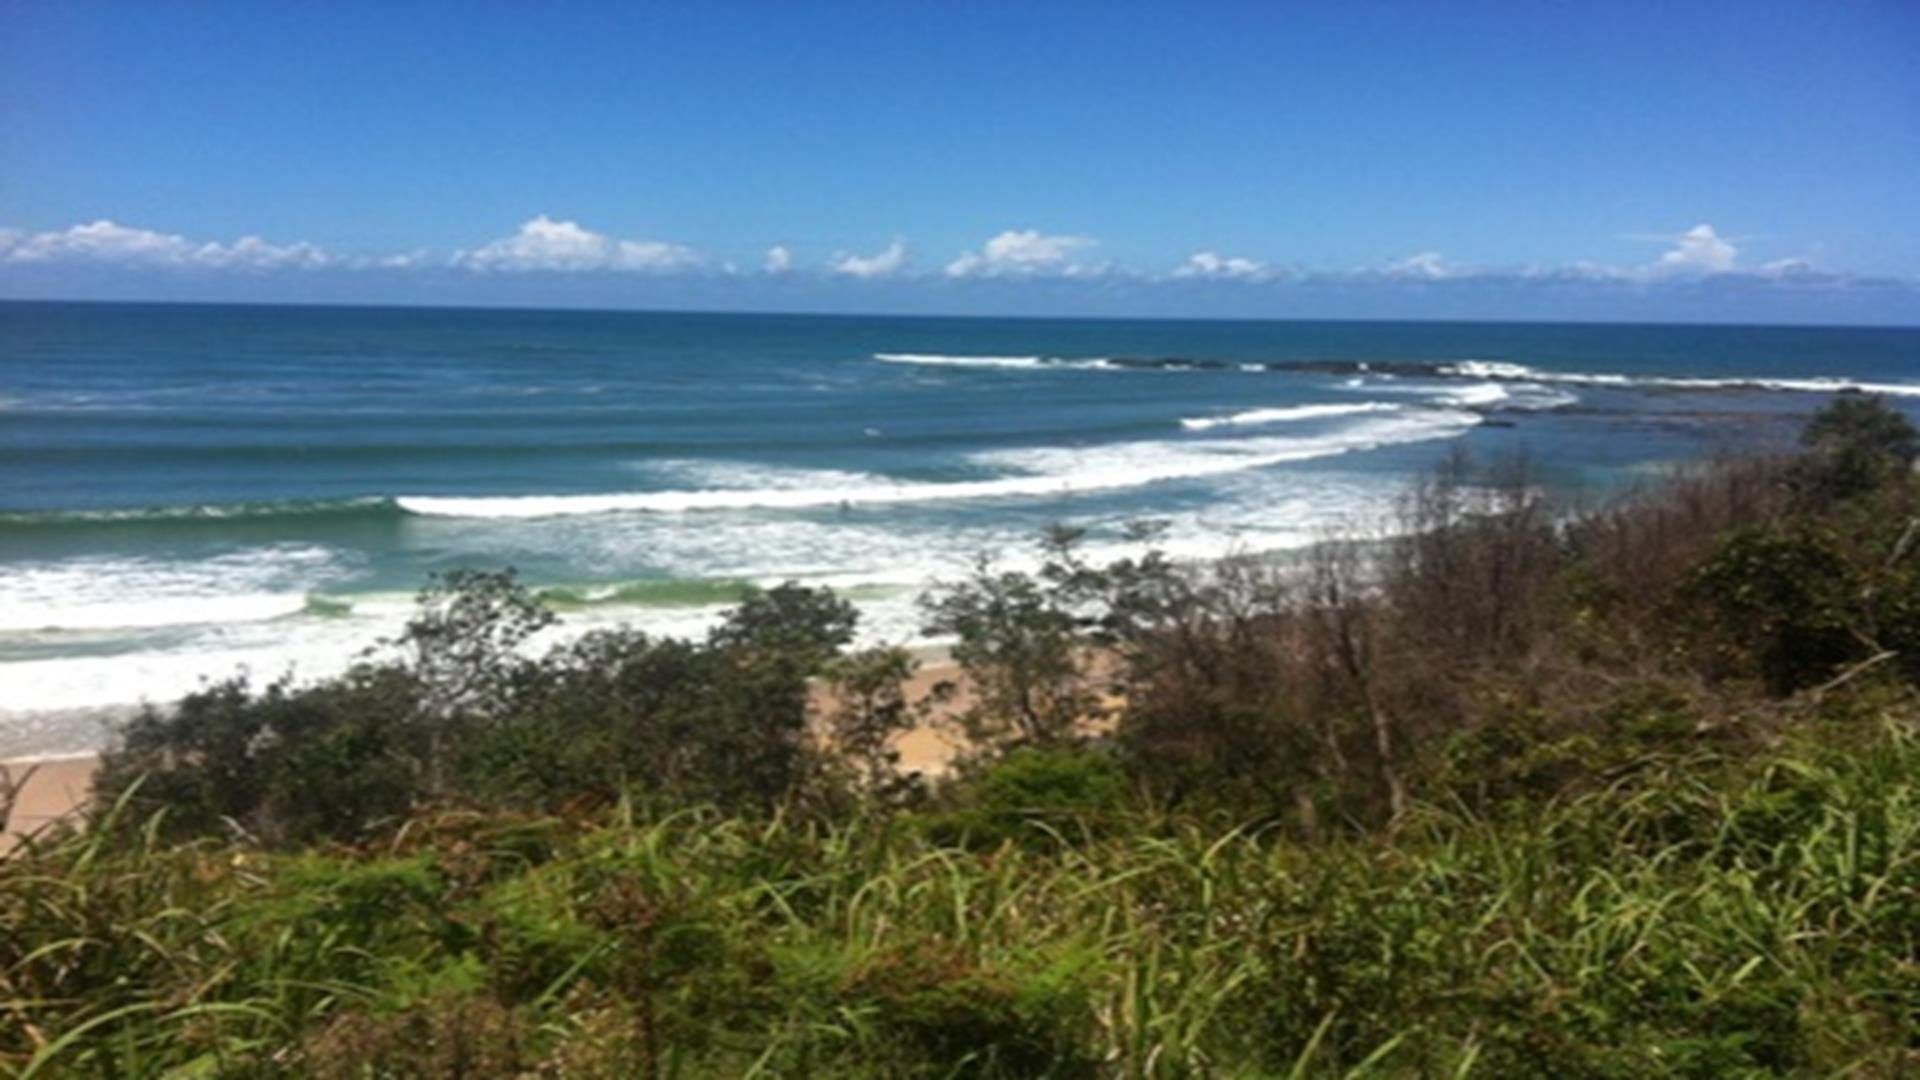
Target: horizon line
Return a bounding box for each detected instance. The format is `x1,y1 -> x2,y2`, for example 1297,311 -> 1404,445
4,295 -> 1916,333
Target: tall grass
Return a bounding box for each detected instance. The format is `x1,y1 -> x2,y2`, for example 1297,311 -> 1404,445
4,710 -> 1912,1076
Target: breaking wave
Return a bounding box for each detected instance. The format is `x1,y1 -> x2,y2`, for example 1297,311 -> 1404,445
1439,360 -> 1920,397
875,353 -> 1237,372
1179,402 -> 1401,431
0,496 -> 402,529
398,410 -> 1481,520
875,352 -> 1111,371
1254,358 -> 1918,397
874,352 -> 1920,398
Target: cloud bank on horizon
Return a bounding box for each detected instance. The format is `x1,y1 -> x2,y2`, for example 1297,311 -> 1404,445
0,216 -> 1886,288
3,215 -> 1917,324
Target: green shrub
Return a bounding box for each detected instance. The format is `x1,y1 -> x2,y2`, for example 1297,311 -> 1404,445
1677,524 -> 1862,694
924,747 -> 1130,849
1797,392 -> 1920,501
841,943 -> 1099,1078
96,663 -> 423,845
95,575 -> 877,845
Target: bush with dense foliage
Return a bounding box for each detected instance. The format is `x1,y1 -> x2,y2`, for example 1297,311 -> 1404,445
95,578 -> 870,845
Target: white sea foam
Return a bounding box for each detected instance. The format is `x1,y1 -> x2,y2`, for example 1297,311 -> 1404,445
1439,383 -> 1513,407
1444,361 -> 1548,381
1439,382 -> 1579,410
1348,378 -> 1578,411
1179,402 -> 1400,430
399,410 -> 1481,520
1442,360 -> 1920,397
0,546 -> 352,633
973,409 -> 1480,484
0,592 -> 312,633
873,352 -> 1113,371
636,459 -> 886,491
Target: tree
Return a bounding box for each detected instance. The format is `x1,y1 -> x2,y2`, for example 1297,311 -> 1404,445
397,568 -> 556,720
819,646 -> 926,803
707,581 -> 856,676
921,529 -> 1107,753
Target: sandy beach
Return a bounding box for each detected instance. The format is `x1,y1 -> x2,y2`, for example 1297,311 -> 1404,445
0,756 -> 97,854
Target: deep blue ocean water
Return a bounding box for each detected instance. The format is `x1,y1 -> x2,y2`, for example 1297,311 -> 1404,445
3,301 -> 1917,754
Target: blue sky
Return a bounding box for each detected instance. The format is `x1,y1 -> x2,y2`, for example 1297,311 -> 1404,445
3,1 -> 1918,323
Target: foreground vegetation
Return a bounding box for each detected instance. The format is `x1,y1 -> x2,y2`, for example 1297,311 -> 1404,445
3,396 -> 1917,1076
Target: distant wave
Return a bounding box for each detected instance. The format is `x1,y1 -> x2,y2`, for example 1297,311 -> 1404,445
874,352 -> 1235,372
0,496 -> 401,529
1439,360 -> 1920,397
874,351 -> 1920,398
874,352 -> 1106,370
1436,382 -> 1581,410
1439,383 -> 1512,408
399,410 -> 1481,520
1180,402 -> 1401,431
1262,358 -> 1920,397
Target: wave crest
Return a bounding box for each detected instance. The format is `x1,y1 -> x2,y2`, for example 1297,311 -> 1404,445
1179,402 -> 1400,431
399,410 -> 1481,520
1440,360 -> 1920,397
0,496 -> 400,529
874,353 -> 1237,372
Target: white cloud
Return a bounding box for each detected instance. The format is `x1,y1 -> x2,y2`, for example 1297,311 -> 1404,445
1758,256 -> 1814,278
362,249 -> 431,270
2,216 -> 1893,302
831,238 -> 908,279
453,215 -> 698,273
191,235 -> 334,270
1383,251 -> 1456,280
1651,223 -> 1737,276
1543,260 -> 1630,283
0,220 -> 336,270
946,229 -> 1098,278
4,220 -> 195,265
1172,251 -> 1268,280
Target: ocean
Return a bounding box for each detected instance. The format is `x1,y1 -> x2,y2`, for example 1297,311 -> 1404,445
3,301 -> 1917,756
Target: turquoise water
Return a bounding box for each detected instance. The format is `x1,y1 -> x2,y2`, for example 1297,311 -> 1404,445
3,301 -> 1917,753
